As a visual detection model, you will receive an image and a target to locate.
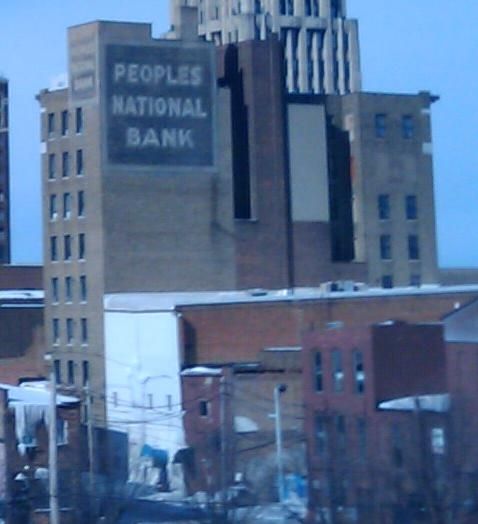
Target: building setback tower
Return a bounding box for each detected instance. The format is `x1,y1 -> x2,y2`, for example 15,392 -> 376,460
170,0 -> 361,94
0,79 -> 11,263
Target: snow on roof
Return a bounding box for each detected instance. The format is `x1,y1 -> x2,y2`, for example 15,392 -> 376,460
378,394 -> 450,413
181,366 -> 223,376
0,383 -> 78,406
0,290 -> 44,301
104,284 -> 478,313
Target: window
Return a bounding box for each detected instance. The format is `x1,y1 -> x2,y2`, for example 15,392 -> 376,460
49,194 -> 57,220
62,151 -> 69,178
391,423 -> 403,467
405,195 -> 417,220
374,113 -> 386,138
410,273 -> 421,287
82,361 -> 89,387
314,351 -> 323,392
80,275 -> 87,302
54,359 -> 61,384
66,318 -> 74,344
357,418 -> 367,461
402,114 -> 414,139
315,414 -> 328,456
65,276 -> 73,302
408,234 -> 420,260
382,275 -> 393,289
336,414 -> 346,453
331,0 -> 341,17
50,236 -> 58,261
332,349 -> 344,392
51,277 -> 59,303
78,233 -> 85,259
47,113 -> 55,136
76,149 -> 83,176
61,110 -> 69,136
380,234 -> 392,260
378,194 -> 390,220
64,235 -> 72,260
431,427 -> 445,455
63,192 -> 71,219
78,191 -> 85,217
81,318 -> 88,344
48,153 -> 56,179
67,360 -> 75,385
52,318 -> 60,344
75,107 -> 83,134
199,400 -> 210,417
353,350 -> 365,393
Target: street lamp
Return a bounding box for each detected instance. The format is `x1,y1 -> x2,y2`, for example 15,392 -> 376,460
274,383 -> 287,504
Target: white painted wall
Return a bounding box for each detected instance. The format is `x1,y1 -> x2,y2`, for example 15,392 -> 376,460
104,310 -> 185,493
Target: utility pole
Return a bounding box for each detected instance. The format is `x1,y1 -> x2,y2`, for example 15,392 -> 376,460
48,360 -> 60,524
274,384 -> 287,504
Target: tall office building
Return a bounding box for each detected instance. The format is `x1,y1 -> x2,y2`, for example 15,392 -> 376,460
169,0 -> 361,94
0,79 -> 11,263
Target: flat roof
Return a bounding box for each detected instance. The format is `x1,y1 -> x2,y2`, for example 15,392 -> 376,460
104,284 -> 478,313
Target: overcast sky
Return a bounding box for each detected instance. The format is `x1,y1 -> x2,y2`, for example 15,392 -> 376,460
1,0 -> 477,267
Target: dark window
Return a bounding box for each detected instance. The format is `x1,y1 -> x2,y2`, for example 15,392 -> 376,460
54,359 -> 61,384
49,194 -> 57,220
332,349 -> 344,392
61,110 -> 69,136
254,0 -> 261,13
378,194 -> 390,220
280,0 -> 286,14
410,273 -> 421,287
66,318 -> 74,344
408,235 -> 420,260
50,236 -> 58,261
82,361 -> 89,387
357,417 -> 367,462
64,235 -> 72,260
80,275 -> 87,302
331,0 -> 341,17
76,149 -> 83,175
353,350 -> 365,393
391,423 -> 403,468
48,153 -> 56,179
75,107 -> 83,134
78,191 -> 85,217
315,414 -> 328,456
406,195 -> 417,220
336,414 -> 346,453
382,275 -> 393,289
62,151 -> 69,178
314,351 -> 323,392
374,113 -> 386,138
52,318 -> 60,344
67,360 -> 75,385
63,192 -> 71,219
81,318 -> 88,344
199,400 -> 210,417
51,277 -> 59,303
402,114 -> 414,139
65,276 -> 73,302
380,234 -> 392,259
79,233 -> 85,259
47,113 -> 55,136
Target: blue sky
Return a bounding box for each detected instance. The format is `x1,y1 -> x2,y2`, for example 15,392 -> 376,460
1,0 -> 477,267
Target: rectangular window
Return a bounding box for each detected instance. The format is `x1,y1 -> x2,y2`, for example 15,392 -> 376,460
374,113 -> 386,138
81,318 -> 88,344
402,114 -> 414,139
378,194 -> 390,220
314,351 -> 323,392
391,423 -> 403,467
47,113 -> 55,136
66,318 -> 74,344
64,235 -> 72,260
78,191 -> 85,217
82,361 -> 89,387
431,427 -> 445,455
48,153 -> 56,179
67,360 -> 75,385
357,418 -> 367,462
332,349 -> 344,392
50,236 -> 58,261
63,192 -> 71,219
382,275 -> 393,289
49,194 -> 57,220
280,0 -> 286,14
315,414 -> 328,456
78,233 -> 85,260
380,234 -> 392,260
80,275 -> 87,302
336,414 -> 346,453
408,234 -> 420,260
405,195 -> 417,220
52,318 -> 60,344
76,149 -> 83,176
410,273 -> 421,287
331,0 -> 341,17
61,110 -> 69,136
51,277 -> 59,303
353,350 -> 365,394
65,276 -> 73,302
199,400 -> 210,417
75,107 -> 83,134
54,359 -> 61,384
62,151 -> 69,178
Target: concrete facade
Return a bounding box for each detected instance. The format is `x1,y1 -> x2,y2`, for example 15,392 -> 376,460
170,0 -> 361,95
0,79 -> 11,263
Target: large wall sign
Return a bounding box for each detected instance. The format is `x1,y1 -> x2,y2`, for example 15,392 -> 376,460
106,43 -> 215,168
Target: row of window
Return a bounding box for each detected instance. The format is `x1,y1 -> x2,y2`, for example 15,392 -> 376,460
50,233 -> 85,261
378,194 -> 417,221
314,349 -> 364,394
51,275 -> 87,304
52,317 -> 88,345
380,234 -> 420,261
48,149 -> 83,179
280,0 -> 340,17
47,107 -> 83,137
49,191 -> 84,220
375,113 -> 415,139
54,359 -> 89,387
382,273 -> 421,289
